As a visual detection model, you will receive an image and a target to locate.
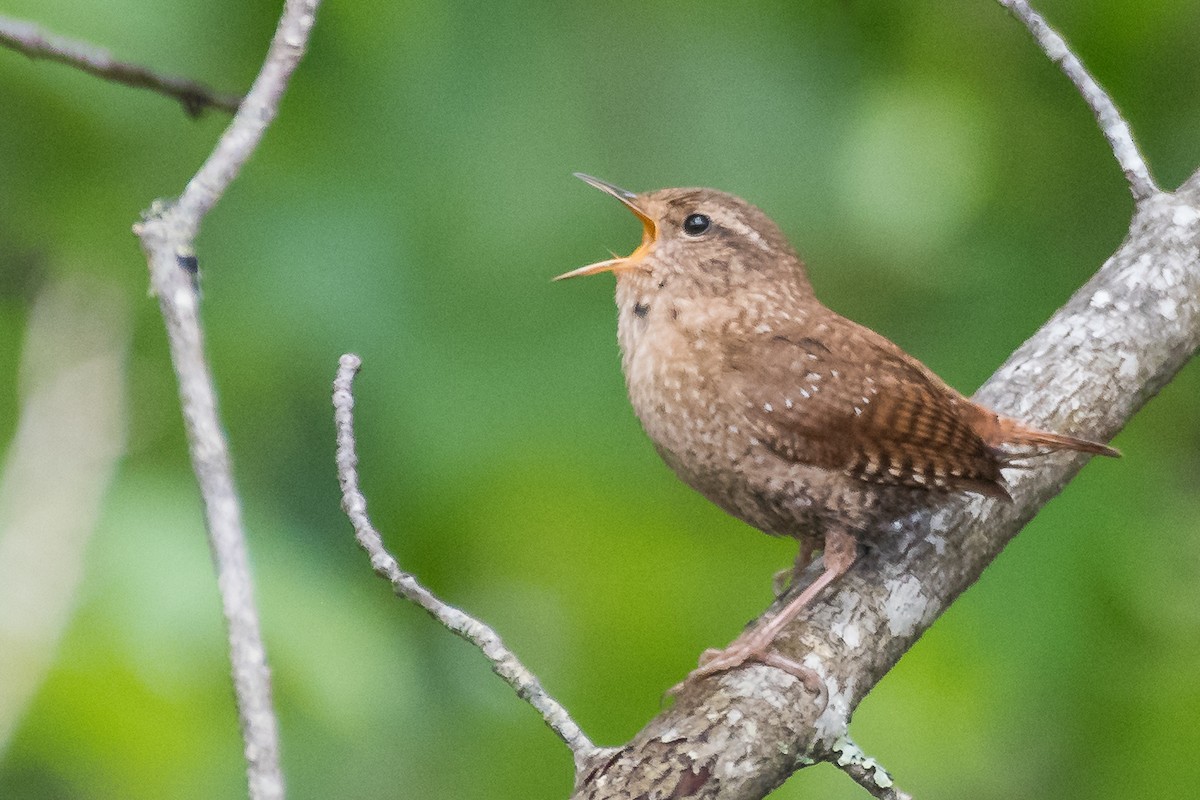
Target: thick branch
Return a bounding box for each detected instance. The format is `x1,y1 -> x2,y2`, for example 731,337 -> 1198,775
0,15 -> 241,117
571,176 -> 1200,800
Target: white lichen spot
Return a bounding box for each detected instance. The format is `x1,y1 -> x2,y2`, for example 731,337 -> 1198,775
1157,298 -> 1179,321
832,736 -> 860,767
754,322 -> 772,334
1119,353 -> 1140,379
800,389 -> 811,399
784,398 -> 794,409
1089,289 -> 1112,309
832,734 -> 891,791
853,406 -> 862,416
763,403 -> 774,413
1045,319 -> 1075,342
1172,204 -> 1200,227
830,369 -> 840,379
728,424 -> 740,434
883,575 -> 929,638
832,621 -> 862,648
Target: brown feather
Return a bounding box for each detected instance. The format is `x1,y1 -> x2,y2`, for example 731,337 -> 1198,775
725,313 -> 1012,498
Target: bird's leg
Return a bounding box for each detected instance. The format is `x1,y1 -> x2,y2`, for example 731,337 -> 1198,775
677,528 -> 856,695
773,536 -> 818,596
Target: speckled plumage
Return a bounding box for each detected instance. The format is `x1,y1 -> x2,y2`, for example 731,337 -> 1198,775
559,175 -> 1118,683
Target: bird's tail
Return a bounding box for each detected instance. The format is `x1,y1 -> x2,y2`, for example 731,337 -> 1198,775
997,419 -> 1120,458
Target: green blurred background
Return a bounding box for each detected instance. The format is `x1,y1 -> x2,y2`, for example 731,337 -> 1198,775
1,1 -> 1197,798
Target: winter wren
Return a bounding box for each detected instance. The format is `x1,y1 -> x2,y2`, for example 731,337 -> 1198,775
556,173 -> 1118,685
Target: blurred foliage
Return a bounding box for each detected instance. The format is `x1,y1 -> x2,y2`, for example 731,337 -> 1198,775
0,1 -> 1198,798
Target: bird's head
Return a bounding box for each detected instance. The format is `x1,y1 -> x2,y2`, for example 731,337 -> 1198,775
556,173 -> 811,300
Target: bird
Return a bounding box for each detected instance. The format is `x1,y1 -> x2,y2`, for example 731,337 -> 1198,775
555,173 -> 1119,687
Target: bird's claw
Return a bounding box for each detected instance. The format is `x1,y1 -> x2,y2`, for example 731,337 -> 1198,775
668,643 -> 829,712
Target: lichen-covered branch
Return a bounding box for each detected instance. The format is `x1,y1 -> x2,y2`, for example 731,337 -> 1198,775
0,15 -> 241,117
332,354 -> 600,773
831,738 -> 912,800
130,2 -> 323,798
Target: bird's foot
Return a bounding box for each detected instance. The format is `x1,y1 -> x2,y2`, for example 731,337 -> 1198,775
668,637 -> 828,710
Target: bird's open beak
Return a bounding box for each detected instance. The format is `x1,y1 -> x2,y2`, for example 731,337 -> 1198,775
554,173 -> 657,281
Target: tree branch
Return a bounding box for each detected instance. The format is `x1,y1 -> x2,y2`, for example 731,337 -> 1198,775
332,354 -> 603,775
830,738 -> 912,800
996,0 -> 1159,201
0,15 -> 241,117
130,1 -> 322,798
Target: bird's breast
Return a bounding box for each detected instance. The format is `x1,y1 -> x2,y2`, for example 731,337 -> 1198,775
615,292 -> 773,505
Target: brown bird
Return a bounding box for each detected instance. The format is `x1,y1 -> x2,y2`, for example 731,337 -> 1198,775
557,173 -> 1118,686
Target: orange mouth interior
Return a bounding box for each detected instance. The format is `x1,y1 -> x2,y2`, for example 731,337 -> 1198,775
555,205 -> 656,281
627,209 -> 656,263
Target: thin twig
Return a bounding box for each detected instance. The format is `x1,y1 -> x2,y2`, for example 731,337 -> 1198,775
131,2 -> 323,798
173,0 -> 318,227
829,738 -> 913,800
0,15 -> 241,117
332,353 -> 598,767
997,0 -> 1159,201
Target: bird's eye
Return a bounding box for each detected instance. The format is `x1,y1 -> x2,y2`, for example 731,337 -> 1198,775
682,213 -> 711,236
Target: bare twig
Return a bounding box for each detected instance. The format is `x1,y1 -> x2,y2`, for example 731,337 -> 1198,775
0,15 -> 241,117
130,1 -> 323,798
829,738 -> 912,800
332,353 -> 599,771
996,0 -> 1160,201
